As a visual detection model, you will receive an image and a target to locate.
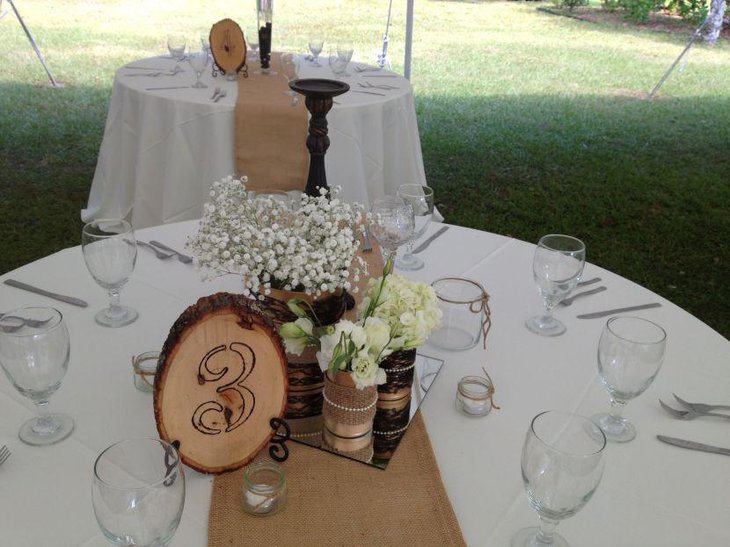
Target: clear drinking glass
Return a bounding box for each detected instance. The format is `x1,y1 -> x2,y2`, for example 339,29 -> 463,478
370,196 -> 415,272
0,307 -> 74,445
308,34 -> 323,66
328,49 -> 348,79
512,410 -> 606,547
592,316 -> 667,443
429,278 -> 486,350
336,41 -> 353,76
199,29 -> 211,55
395,184 -> 434,271
92,438 -> 185,546
187,50 -> 208,88
247,29 -> 260,65
82,219 -> 139,328
525,234 -> 585,337
166,34 -> 186,61
281,53 -> 299,98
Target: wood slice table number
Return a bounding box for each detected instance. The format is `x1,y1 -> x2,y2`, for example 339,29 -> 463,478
154,293 -> 288,474
209,18 -> 247,78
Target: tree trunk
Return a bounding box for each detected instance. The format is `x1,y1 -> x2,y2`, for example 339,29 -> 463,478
703,0 -> 727,44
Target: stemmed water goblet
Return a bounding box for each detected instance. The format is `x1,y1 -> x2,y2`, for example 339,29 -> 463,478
308,34 -> 323,66
187,49 -> 209,88
525,234 -> 585,337
281,53 -> 300,101
92,438 -> 185,546
395,184 -> 434,271
247,30 -> 260,65
369,195 -> 415,272
336,41 -> 353,76
199,29 -> 211,56
592,316 -> 667,442
328,48 -> 348,79
166,34 -> 186,61
82,219 -> 139,328
0,307 -> 74,445
512,410 -> 606,547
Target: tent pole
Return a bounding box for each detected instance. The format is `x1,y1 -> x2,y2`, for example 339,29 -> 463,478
7,0 -> 61,87
404,0 -> 414,80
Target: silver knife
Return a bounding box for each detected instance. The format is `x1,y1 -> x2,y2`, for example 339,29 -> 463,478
412,226 -> 449,254
4,279 -> 89,308
657,435 -> 730,457
351,90 -> 386,97
576,302 -> 661,319
149,241 -> 194,263
145,86 -> 189,91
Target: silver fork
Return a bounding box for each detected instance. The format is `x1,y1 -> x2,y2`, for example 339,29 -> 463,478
0,445 -> 10,467
659,399 -> 730,421
559,286 -> 607,307
673,393 -> 730,413
137,241 -> 175,260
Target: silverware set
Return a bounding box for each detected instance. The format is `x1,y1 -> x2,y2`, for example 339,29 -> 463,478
124,66 -> 184,78
357,82 -> 397,91
658,395 -> 730,457
137,240 -> 192,263
210,87 -> 227,102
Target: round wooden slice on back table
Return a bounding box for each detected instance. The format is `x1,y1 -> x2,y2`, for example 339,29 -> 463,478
154,292 -> 288,474
209,18 -> 247,76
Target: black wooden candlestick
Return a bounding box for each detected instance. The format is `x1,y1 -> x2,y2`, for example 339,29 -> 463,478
289,78 -> 350,197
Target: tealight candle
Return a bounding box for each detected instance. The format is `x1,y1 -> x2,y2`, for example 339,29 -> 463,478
242,461 -> 287,516
456,375 -> 495,417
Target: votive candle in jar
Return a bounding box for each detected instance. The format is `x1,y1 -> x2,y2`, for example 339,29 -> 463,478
242,461 -> 287,516
456,376 -> 495,417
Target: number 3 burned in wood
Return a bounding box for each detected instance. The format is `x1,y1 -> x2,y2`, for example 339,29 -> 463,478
192,342 -> 257,435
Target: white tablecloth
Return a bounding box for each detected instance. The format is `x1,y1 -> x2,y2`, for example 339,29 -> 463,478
1,222 -> 728,546
82,58 -> 427,229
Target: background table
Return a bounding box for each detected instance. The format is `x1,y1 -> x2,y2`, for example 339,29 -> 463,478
1,222 -> 728,545
82,57 -> 426,229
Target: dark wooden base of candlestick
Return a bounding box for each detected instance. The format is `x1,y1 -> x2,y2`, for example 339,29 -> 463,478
289,78 -> 350,197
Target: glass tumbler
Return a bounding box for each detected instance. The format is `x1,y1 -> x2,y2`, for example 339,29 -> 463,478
429,278 -> 490,351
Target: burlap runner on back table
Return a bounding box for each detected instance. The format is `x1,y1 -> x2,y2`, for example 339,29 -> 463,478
208,413 -> 465,546
235,52 -> 309,192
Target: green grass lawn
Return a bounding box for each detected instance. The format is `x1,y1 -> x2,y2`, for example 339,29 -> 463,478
0,0 -> 728,337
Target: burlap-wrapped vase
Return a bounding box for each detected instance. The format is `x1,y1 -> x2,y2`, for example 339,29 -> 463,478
374,349 -> 417,461
321,371 -> 377,462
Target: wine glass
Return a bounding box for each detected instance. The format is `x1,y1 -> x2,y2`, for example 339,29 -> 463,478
92,438 -> 185,546
187,50 -> 208,88
512,410 -> 606,547
281,53 -> 299,99
336,41 -> 353,76
0,307 -> 74,445
82,219 -> 138,328
395,184 -> 434,271
308,34 -> 323,66
199,29 -> 211,56
525,234 -> 585,337
247,30 -> 260,64
592,316 -> 667,442
369,195 -> 415,272
166,34 -> 186,61
328,48 -> 348,79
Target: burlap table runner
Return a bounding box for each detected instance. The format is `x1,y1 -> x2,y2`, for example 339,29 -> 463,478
208,246 -> 464,545
208,412 -> 465,546
235,52 -> 308,192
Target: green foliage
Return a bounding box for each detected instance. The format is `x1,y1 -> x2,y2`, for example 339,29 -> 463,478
605,0 -> 715,23
556,0 -> 589,11
665,0 -> 710,23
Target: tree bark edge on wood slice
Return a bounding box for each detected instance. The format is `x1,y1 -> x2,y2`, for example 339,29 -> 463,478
154,292 -> 288,474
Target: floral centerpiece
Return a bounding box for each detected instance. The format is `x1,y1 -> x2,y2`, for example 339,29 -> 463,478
280,262 -> 442,389
187,175 -> 367,298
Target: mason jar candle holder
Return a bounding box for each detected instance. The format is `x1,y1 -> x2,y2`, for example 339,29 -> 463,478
132,351 -> 159,393
242,460 -> 287,516
430,278 -> 491,351
456,375 -> 497,417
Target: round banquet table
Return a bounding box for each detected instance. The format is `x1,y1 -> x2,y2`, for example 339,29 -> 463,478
81,56 -> 426,230
0,222 -> 729,546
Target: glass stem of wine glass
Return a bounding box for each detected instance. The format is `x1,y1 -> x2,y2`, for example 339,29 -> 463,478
383,253 -> 395,275
33,399 -> 58,435
107,289 -> 122,317
536,516 -> 559,544
608,396 -> 627,424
